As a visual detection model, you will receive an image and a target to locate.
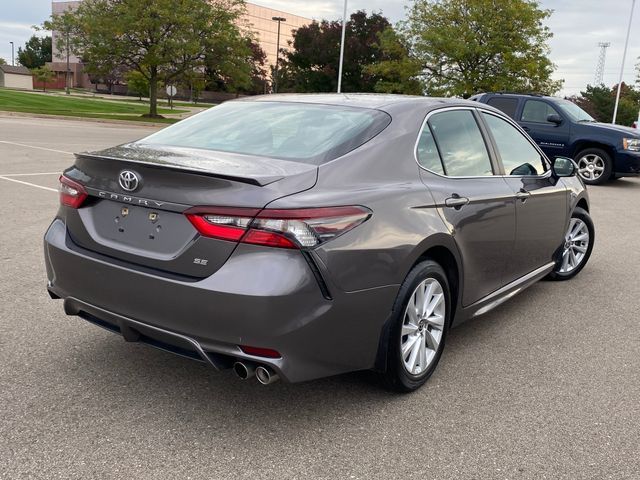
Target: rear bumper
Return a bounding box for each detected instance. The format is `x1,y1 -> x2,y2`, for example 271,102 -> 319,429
44,219 -> 398,383
613,150 -> 640,175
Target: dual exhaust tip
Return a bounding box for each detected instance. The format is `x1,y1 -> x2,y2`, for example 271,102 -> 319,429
233,361 -> 279,385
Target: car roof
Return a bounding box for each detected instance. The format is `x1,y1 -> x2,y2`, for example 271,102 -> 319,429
236,93 -> 482,112
474,92 -> 560,102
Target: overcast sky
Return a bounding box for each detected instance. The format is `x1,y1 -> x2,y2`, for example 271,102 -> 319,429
1,0 -> 638,96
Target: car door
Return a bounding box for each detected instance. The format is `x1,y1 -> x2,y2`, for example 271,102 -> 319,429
479,110 -> 568,281
417,107 -> 516,307
518,99 -> 572,158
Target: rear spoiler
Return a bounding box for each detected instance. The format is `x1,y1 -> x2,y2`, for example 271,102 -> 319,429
76,152 -> 283,187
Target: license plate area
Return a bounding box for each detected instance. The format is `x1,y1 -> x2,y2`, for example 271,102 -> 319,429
84,200 -> 196,258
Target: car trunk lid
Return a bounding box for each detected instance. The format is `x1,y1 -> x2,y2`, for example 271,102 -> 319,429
62,144 -> 317,278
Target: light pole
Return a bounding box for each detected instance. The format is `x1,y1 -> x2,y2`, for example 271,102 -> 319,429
9,42 -> 14,66
612,0 -> 636,124
337,0 -> 348,93
272,16 -> 286,94
65,28 -> 71,95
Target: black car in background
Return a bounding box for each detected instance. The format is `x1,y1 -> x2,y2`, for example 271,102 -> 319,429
472,92 -> 640,184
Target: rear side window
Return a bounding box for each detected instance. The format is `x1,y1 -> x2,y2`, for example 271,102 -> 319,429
521,100 -> 559,124
487,97 -> 519,119
482,112 -> 547,176
139,101 -> 391,165
426,110 -> 494,177
416,125 -> 445,175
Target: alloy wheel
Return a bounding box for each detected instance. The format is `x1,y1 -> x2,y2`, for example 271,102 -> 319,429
577,154 -> 605,181
559,218 -> 590,273
400,278 -> 445,375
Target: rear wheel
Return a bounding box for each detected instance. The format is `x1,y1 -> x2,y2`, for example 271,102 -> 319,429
547,207 -> 594,281
382,260 -> 451,392
575,148 -> 612,185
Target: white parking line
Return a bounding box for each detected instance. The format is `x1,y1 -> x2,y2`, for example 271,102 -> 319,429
0,172 -> 61,177
0,176 -> 58,193
0,140 -> 74,155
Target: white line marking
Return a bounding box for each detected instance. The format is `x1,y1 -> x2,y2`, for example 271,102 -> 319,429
0,172 -> 61,177
0,176 -> 58,193
0,140 -> 74,155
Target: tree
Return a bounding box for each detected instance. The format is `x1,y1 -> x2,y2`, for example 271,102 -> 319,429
0,58 -> 6,65
125,70 -> 149,100
205,37 -> 267,95
43,8 -> 75,94
32,66 -> 56,92
363,28 -> 424,95
574,83 -> 640,126
17,35 -> 52,69
403,0 -> 562,98
280,11 -> 402,93
45,0 -> 246,117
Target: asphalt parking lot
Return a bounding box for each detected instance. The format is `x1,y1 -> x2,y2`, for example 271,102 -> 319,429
1,115 -> 639,479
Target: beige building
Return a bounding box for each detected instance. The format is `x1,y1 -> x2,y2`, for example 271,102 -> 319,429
0,65 -> 34,90
50,1 -> 311,89
241,3 -> 311,68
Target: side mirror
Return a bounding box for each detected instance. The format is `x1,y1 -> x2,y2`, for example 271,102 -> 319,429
547,114 -> 563,125
552,156 -> 576,177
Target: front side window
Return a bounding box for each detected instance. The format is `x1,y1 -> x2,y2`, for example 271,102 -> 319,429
521,100 -> 560,124
427,110 -> 494,176
482,113 -> 547,176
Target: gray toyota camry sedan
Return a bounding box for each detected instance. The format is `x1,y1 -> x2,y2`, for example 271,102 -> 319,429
44,94 -> 594,392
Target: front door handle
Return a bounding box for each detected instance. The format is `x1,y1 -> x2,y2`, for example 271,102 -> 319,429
515,189 -> 531,202
522,126 -> 531,132
445,195 -> 470,209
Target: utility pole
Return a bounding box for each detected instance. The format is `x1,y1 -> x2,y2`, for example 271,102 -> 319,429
65,27 -> 71,95
337,0 -> 348,93
594,42 -> 610,85
9,42 -> 14,66
272,16 -> 286,94
612,0 -> 636,124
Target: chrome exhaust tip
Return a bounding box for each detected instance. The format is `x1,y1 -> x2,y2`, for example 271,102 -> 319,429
256,366 -> 279,385
233,361 -> 256,380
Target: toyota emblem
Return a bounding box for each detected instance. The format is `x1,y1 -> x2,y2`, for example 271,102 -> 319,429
118,170 -> 140,192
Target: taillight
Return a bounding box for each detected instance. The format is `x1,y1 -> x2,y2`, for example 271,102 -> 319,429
59,175 -> 88,208
185,206 -> 371,249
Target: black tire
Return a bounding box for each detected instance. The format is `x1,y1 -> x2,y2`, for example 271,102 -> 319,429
574,148 -> 612,185
547,207 -> 594,281
382,260 -> 451,393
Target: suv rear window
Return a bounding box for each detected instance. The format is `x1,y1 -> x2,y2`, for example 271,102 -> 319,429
486,97 -> 519,119
139,101 -> 391,165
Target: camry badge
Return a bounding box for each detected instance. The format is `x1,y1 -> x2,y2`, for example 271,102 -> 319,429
118,170 -> 140,192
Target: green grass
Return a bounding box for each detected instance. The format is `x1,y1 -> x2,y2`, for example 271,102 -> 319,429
0,88 -> 186,123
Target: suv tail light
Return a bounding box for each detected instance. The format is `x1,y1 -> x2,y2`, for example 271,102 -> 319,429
59,175 -> 88,209
185,206 -> 371,249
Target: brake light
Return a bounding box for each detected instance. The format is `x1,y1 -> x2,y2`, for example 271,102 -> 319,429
59,175 -> 88,208
185,206 -> 371,249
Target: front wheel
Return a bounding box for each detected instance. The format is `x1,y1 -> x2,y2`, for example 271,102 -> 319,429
547,207 -> 594,281
382,260 -> 451,392
575,148 -> 612,185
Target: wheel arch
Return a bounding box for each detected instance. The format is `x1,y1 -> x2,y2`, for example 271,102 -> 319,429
571,140 -> 615,161
576,197 -> 589,212
374,236 -> 463,372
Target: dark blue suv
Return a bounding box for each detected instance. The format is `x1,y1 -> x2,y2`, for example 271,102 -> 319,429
472,93 -> 640,184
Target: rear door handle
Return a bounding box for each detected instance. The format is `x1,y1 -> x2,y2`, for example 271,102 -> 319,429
445,195 -> 470,209
522,126 -> 530,132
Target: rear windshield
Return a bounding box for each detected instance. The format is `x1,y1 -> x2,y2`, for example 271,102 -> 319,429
138,101 -> 391,165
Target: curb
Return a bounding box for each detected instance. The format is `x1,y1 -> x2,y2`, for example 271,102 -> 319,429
0,111 -> 171,128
